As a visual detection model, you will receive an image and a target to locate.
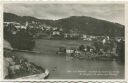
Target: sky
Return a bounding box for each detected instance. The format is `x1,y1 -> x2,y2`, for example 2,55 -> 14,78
4,3 -> 125,25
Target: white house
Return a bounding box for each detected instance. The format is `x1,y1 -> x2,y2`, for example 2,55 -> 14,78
52,31 -> 60,35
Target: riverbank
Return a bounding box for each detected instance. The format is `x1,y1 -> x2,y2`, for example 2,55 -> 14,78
4,49 -> 48,79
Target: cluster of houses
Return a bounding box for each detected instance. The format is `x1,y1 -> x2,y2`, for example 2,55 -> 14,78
57,36 -> 125,61
57,44 -> 116,61
4,21 -> 62,38
4,21 -> 124,42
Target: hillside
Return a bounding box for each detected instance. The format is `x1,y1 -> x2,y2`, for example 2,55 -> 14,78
54,16 -> 124,37
4,12 -> 124,37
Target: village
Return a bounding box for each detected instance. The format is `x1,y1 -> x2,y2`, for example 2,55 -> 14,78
4,21 -> 125,60
4,21 -> 124,41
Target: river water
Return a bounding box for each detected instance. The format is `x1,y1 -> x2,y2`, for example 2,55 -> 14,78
15,39 -> 124,79
15,52 -> 124,79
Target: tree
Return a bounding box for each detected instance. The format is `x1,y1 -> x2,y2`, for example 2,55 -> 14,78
116,40 -> 125,62
79,45 -> 85,51
11,29 -> 35,50
4,24 -> 35,50
93,41 -> 103,52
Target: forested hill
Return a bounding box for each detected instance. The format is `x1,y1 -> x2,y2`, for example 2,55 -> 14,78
4,12 -> 124,37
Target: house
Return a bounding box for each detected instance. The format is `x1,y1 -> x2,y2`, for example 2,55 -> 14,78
21,26 -> 27,29
64,33 -> 68,38
4,22 -> 15,26
102,39 -> 106,45
4,22 -> 20,26
64,33 -> 79,39
115,37 -> 124,42
42,24 -> 51,31
4,22 -> 22,31
53,27 -> 58,31
81,34 -> 87,39
52,31 -> 60,35
81,34 -> 93,41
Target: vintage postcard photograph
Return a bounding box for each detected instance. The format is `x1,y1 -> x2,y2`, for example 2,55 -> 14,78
3,3 -> 125,80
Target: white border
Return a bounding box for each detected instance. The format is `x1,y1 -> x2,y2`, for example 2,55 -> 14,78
0,1 -> 3,82
125,2 -> 128,81
0,0 -> 127,82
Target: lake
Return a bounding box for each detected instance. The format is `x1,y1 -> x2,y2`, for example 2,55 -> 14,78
15,39 -> 124,79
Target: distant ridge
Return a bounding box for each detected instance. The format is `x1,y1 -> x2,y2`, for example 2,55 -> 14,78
4,12 -> 124,37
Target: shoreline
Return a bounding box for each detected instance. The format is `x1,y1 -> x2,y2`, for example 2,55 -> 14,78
13,49 -> 41,54
16,69 -> 49,79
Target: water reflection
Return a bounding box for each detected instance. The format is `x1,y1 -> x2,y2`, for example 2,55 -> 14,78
15,52 -> 124,79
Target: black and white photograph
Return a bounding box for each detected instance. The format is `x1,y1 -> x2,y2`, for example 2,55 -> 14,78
3,3 -> 125,79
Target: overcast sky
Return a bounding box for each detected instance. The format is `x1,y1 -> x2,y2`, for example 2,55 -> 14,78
4,3 -> 124,25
